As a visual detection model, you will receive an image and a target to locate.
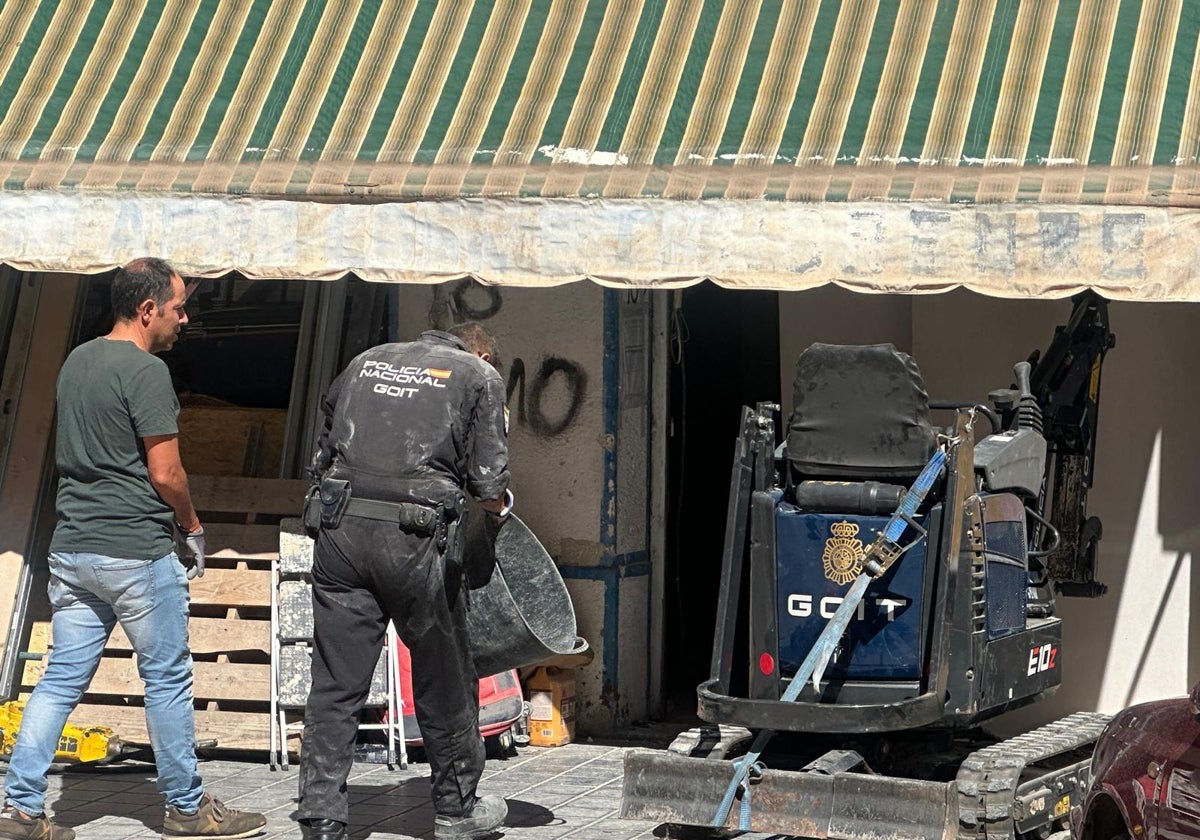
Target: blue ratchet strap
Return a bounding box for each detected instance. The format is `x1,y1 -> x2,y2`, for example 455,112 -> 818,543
737,761 -> 765,831
712,445 -> 949,830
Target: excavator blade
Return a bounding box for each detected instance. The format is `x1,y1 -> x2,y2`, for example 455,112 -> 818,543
621,748 -> 958,840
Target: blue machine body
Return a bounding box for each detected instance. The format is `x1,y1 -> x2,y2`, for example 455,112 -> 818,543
775,504 -> 929,680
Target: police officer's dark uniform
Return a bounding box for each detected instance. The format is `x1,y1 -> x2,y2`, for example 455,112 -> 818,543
297,330 -> 509,838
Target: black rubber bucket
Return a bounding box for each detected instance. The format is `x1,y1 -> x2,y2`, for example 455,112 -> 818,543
461,509 -> 588,677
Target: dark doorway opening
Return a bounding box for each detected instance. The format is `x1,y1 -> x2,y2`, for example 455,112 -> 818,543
663,283 -> 780,715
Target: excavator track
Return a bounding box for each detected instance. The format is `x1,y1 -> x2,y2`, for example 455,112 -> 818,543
956,711 -> 1111,840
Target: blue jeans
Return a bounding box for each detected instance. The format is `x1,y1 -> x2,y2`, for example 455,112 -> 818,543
4,552 -> 204,815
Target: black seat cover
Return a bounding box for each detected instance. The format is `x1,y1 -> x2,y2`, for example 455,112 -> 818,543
787,343 -> 936,480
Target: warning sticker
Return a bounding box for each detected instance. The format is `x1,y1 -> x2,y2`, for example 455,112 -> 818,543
530,690 -> 554,721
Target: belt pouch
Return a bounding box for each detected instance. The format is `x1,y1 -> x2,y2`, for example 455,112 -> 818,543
302,485 -> 322,537
319,478 -> 351,528
396,501 -> 437,536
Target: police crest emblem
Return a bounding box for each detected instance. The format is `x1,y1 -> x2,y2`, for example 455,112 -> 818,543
823,521 -> 864,585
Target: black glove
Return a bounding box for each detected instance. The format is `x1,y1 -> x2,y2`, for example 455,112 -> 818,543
175,523 -> 206,580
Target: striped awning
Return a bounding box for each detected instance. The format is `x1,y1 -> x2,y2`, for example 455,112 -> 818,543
3,0 -> 1200,298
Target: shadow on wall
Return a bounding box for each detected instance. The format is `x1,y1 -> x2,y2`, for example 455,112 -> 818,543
907,291 -> 1200,735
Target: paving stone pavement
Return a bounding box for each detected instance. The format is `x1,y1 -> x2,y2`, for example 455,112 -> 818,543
1,740 -> 784,840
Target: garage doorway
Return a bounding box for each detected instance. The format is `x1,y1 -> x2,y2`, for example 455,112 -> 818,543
1,272 -> 398,705
663,283 -> 780,714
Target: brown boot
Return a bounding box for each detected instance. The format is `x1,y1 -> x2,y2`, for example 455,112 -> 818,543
0,805 -> 74,840
162,793 -> 266,839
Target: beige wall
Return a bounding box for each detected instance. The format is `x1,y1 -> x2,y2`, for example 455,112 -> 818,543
779,289 -> 1200,733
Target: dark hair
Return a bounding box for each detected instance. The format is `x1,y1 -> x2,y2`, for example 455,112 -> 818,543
447,321 -> 500,368
111,257 -> 178,321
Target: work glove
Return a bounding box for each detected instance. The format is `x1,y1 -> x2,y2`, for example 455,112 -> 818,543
175,523 -> 206,580
494,489 -> 514,518
483,489 -> 514,544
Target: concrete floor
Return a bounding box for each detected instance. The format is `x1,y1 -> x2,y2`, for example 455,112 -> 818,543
1,738 -> 782,840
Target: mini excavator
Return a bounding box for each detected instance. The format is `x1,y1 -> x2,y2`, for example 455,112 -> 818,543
622,292 -> 1116,840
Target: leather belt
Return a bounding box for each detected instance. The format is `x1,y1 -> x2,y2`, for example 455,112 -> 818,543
344,497 -> 439,535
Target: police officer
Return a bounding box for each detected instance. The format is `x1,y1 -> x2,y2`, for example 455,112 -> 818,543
296,322 -> 511,840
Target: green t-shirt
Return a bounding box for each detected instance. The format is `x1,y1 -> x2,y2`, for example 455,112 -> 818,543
50,338 -> 180,560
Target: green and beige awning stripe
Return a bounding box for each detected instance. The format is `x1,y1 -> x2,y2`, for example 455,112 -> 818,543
2,0 -> 1200,298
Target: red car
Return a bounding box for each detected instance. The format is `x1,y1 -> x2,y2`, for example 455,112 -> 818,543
1071,682 -> 1200,839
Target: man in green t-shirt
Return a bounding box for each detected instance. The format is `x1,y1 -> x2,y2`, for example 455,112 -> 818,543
0,258 -> 266,840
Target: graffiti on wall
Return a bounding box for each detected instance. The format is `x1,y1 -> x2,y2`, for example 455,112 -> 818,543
505,356 -> 588,437
431,280 -> 588,437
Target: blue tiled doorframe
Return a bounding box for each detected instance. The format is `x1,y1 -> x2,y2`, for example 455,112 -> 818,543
557,290 -> 652,724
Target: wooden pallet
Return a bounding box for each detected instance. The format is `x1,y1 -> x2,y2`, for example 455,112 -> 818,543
21,475 -> 307,753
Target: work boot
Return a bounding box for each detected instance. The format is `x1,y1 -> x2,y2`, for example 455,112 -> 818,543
298,819 -> 346,840
433,795 -> 507,840
0,806 -> 74,840
162,793 -> 266,839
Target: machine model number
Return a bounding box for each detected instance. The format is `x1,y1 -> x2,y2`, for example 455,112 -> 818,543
1028,643 -> 1058,676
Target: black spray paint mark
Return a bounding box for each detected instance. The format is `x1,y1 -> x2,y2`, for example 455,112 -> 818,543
429,280 -> 502,329
428,284 -> 588,436
450,278 -> 503,320
507,356 -> 588,437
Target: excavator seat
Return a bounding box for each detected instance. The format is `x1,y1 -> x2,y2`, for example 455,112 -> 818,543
786,342 -> 937,484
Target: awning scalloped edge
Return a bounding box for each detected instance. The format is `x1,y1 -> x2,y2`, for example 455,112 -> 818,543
1,192 -> 1196,302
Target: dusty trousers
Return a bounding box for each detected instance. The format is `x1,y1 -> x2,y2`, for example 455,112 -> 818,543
297,514 -> 483,824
